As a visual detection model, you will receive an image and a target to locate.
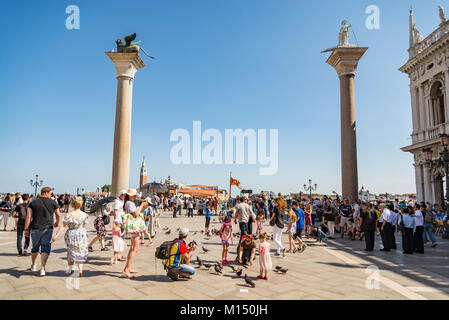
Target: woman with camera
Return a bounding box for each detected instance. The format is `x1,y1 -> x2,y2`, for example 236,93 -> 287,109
122,189 -> 148,279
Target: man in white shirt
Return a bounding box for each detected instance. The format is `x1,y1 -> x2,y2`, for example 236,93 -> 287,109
379,204 -> 392,252
389,207 -> 399,250
176,196 -> 183,217
234,198 -> 255,242
187,199 -> 194,217
413,204 -> 425,253
113,190 -> 126,221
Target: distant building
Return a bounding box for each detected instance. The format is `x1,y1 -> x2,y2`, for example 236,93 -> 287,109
359,186 -> 376,202
139,157 -> 147,189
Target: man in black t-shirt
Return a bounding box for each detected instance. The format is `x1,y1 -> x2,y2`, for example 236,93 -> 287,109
24,187 -> 61,277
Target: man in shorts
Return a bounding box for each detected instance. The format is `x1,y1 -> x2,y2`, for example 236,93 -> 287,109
292,201 -> 306,252
24,187 -> 61,276
339,199 -> 353,239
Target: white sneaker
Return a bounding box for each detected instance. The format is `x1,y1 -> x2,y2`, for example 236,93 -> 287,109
65,266 -> 73,275
30,264 -> 37,272
40,268 -> 46,277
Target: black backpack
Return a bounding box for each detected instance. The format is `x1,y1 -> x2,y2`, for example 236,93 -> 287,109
15,203 -> 28,222
155,239 -> 179,260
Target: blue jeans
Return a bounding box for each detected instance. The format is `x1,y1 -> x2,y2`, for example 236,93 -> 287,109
317,229 -> 327,242
423,223 -> 436,243
31,228 -> 53,255
17,224 -> 30,253
179,264 -> 195,275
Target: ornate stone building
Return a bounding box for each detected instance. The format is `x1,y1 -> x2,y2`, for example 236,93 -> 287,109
400,7 -> 449,207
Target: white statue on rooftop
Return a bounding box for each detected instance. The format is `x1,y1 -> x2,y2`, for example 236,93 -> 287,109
439,5 -> 447,23
412,24 -> 424,43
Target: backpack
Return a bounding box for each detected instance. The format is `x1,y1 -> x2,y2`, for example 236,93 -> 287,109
220,224 -> 232,240
424,210 -> 434,223
15,203 -> 28,222
155,238 -> 179,260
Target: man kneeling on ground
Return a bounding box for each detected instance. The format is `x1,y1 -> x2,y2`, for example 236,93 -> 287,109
165,228 -> 196,280
237,234 -> 256,266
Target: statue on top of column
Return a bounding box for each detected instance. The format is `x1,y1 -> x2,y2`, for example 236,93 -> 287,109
439,5 -> 447,24
116,33 -> 155,59
338,20 -> 352,47
412,24 -> 424,43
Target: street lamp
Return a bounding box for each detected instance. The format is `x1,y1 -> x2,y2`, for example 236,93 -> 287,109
304,179 -> 317,202
332,190 -> 339,201
30,174 -> 43,198
76,187 -> 84,195
422,134 -> 449,238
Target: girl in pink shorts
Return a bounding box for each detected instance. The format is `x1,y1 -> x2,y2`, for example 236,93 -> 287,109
219,218 -> 233,264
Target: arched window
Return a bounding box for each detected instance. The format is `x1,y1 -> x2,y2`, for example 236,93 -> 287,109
430,81 -> 446,126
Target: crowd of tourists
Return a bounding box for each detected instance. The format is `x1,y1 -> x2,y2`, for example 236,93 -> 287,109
0,188 -> 446,281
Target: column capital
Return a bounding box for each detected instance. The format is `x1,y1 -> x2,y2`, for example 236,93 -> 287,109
105,52 -> 145,80
325,47 -> 368,78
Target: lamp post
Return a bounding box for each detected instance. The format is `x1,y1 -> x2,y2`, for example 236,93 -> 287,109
422,133 -> 449,238
332,191 -> 339,201
304,179 -> 317,203
30,174 -> 43,198
76,187 -> 84,195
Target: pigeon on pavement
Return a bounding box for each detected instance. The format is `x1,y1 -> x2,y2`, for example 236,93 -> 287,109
244,274 -> 255,288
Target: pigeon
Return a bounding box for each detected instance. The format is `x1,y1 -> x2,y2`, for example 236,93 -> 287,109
176,227 -> 180,231
215,260 -> 223,269
162,226 -> 169,230
193,231 -> 198,235
244,274 -> 255,288
229,265 -> 237,272
275,266 -> 282,270
202,246 -> 210,253
196,256 -> 203,267
278,268 -> 288,274
200,230 -> 204,233
214,264 -> 222,274
165,229 -> 171,235
236,268 -> 243,277
203,263 -> 213,270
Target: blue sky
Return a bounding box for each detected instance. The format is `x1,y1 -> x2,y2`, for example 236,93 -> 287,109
0,0 -> 445,195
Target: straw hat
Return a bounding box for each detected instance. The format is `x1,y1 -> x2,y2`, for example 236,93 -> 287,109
126,189 -> 138,196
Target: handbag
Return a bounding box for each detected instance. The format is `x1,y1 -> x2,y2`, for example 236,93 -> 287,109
102,214 -> 110,225
122,213 -> 145,234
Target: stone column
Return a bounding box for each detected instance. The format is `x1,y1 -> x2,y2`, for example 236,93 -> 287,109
414,163 -> 424,202
423,165 -> 432,204
445,70 -> 449,122
325,47 -> 368,201
418,85 -> 426,139
410,86 -> 419,133
433,176 -> 444,210
106,52 -> 145,197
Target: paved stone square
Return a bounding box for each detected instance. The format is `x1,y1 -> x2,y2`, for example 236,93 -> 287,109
1,210 -> 449,300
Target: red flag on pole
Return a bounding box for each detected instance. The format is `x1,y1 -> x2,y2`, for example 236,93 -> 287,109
230,177 -> 242,189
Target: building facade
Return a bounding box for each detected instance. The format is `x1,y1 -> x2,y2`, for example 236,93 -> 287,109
400,7 -> 449,208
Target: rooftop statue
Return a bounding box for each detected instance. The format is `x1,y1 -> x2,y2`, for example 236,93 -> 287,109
439,5 -> 447,23
116,33 -> 155,59
412,24 -> 424,43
